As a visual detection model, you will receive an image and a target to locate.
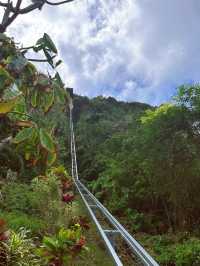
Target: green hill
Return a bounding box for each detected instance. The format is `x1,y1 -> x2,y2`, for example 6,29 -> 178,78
66,88 -> 200,266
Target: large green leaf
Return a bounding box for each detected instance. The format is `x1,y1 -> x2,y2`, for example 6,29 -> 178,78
43,236 -> 58,250
35,37 -> 44,51
54,87 -> 65,103
43,90 -> 54,112
47,151 -> 57,166
13,127 -> 36,144
31,89 -> 38,107
7,55 -> 28,73
0,66 -> 13,92
54,72 -> 64,87
43,49 -> 54,68
43,33 -> 58,54
39,128 -> 55,153
55,60 -> 62,68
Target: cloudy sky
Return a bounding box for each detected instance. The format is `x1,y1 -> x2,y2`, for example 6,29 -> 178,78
5,0 -> 200,104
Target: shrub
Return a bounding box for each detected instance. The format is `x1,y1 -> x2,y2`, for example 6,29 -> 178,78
125,208 -> 145,232
0,166 -> 74,234
31,172 -> 67,232
0,211 -> 46,235
175,238 -> 200,266
38,226 -> 88,266
0,182 -> 38,214
139,234 -> 200,266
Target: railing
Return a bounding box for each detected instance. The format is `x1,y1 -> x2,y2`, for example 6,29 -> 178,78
69,102 -> 159,266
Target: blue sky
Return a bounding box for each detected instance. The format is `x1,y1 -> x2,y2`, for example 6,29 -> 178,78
6,0 -> 200,105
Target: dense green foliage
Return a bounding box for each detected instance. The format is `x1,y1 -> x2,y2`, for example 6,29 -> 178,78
1,15 -> 200,265
0,33 -> 92,266
73,95 -> 151,181
70,86 -> 200,265
0,31 -> 115,266
137,233 -> 200,266
0,6 -> 117,266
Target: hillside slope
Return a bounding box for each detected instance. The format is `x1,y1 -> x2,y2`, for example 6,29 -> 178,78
72,95 -> 152,181
67,89 -> 200,266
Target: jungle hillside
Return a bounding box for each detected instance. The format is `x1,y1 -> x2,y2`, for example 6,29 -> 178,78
67,88 -> 200,265
1,0 -> 200,265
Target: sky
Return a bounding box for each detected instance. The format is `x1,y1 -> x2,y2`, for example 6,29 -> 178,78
5,0 -> 200,105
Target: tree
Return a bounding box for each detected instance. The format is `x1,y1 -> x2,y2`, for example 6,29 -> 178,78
0,32 -> 70,178
0,0 -> 75,33
140,103 -> 200,230
72,89 -> 200,232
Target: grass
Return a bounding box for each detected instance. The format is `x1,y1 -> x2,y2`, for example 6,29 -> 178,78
72,197 -> 114,266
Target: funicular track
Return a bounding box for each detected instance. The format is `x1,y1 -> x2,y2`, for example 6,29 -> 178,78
69,101 -> 159,266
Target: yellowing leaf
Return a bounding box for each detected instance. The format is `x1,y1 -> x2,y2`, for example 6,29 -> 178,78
15,120 -> 34,128
39,128 -> 55,153
25,152 -> 31,160
0,96 -> 19,115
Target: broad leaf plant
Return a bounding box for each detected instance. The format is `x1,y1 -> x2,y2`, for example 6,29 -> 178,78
0,32 -> 70,177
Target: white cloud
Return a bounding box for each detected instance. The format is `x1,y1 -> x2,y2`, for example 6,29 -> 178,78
5,0 -> 200,104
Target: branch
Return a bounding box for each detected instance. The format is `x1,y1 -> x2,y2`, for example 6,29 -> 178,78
0,0 -> 22,32
0,1 -> 8,7
27,55 -> 56,62
2,0 -> 11,25
27,58 -> 49,62
0,0 -> 75,32
17,2 -> 44,14
1,2 -> 44,14
5,0 -> 22,25
16,0 -> 22,9
45,0 -> 74,6
20,46 -> 35,50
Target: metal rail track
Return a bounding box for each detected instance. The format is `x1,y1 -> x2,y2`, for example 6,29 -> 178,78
69,102 -> 159,266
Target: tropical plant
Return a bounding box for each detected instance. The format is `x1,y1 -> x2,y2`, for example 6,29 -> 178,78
38,226 -> 87,266
0,32 -> 70,179
1,228 -> 43,266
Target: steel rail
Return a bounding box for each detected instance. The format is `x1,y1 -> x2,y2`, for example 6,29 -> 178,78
74,178 -> 123,266
69,102 -> 159,266
69,103 -> 123,265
